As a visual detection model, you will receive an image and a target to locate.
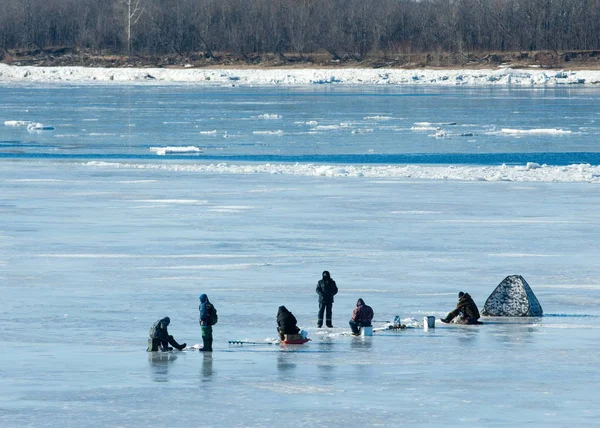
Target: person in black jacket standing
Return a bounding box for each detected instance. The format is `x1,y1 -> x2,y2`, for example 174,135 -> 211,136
276,306 -> 300,340
316,270 -> 338,328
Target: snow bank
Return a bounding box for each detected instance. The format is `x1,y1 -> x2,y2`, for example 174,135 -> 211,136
84,161 -> 600,183
2,63 -> 600,86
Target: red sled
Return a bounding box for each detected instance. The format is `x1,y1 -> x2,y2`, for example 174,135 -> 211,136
281,334 -> 310,345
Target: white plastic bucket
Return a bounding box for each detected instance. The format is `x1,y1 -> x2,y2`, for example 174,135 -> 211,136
424,316 -> 435,330
361,326 -> 373,336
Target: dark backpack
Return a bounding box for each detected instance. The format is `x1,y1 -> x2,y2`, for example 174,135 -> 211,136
207,303 -> 218,325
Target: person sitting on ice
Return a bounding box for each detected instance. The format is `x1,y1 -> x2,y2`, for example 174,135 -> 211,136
277,306 -> 300,341
349,298 -> 374,336
147,317 -> 186,351
441,292 -> 481,324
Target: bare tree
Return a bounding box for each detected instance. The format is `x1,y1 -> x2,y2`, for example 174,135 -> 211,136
2,0 -> 600,59
122,0 -> 145,55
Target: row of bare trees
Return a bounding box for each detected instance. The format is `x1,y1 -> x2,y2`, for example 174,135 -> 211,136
1,0 -> 600,58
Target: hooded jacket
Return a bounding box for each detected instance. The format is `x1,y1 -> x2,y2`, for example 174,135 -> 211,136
457,293 -> 480,320
276,306 -> 300,335
149,317 -> 170,341
351,299 -> 374,325
199,294 -> 214,326
316,271 -> 338,304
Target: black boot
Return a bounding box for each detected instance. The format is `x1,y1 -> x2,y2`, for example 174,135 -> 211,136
200,339 -> 213,352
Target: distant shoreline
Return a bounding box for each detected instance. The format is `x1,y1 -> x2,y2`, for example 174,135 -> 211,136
3,49 -> 600,71
1,63 -> 600,86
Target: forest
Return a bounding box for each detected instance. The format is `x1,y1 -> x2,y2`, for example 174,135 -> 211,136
1,0 -> 599,64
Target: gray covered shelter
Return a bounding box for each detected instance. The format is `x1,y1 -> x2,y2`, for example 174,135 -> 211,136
482,275 -> 543,317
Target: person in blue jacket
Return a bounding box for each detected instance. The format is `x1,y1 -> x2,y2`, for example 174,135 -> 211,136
199,294 -> 217,352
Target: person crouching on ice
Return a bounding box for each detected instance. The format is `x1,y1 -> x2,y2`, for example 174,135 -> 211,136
276,306 -> 300,341
441,292 -> 481,324
147,317 -> 186,351
349,298 -> 374,336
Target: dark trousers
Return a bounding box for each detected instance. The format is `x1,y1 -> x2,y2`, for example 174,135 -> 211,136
147,335 -> 183,352
445,309 -> 479,324
445,308 -> 462,323
201,325 -> 213,351
318,302 -> 333,327
349,320 -> 371,335
277,327 -> 300,341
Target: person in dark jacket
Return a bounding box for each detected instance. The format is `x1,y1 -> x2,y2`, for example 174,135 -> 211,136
349,298 -> 374,335
276,306 -> 300,340
147,317 -> 186,351
316,270 -> 338,328
199,294 -> 216,352
441,292 -> 481,324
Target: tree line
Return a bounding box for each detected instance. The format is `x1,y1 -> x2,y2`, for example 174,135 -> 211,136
1,0 -> 599,59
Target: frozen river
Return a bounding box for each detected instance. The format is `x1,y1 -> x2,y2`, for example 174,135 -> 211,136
2,83 -> 600,427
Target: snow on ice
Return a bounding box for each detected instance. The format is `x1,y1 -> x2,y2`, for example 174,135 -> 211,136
2,63 -> 600,86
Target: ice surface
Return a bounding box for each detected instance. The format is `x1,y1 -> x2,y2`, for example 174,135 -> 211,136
2,83 -> 600,427
3,160 -> 600,427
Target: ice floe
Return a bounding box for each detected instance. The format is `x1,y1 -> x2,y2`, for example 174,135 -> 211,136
27,123 -> 55,131
253,130 -> 284,135
500,128 -> 573,135
414,121 -> 457,126
253,113 -> 282,119
84,161 -> 600,183
2,64 -> 600,86
363,116 -> 392,121
149,146 -> 201,155
4,120 -> 34,126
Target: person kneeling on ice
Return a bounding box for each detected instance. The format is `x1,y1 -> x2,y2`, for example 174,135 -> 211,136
349,298 -> 374,336
147,317 -> 186,351
441,292 -> 481,324
199,294 -> 217,352
276,306 -> 300,341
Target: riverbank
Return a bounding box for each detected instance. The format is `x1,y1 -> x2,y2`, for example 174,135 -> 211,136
2,48 -> 600,70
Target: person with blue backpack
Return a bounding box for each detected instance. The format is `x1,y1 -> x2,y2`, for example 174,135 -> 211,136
199,294 -> 218,352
